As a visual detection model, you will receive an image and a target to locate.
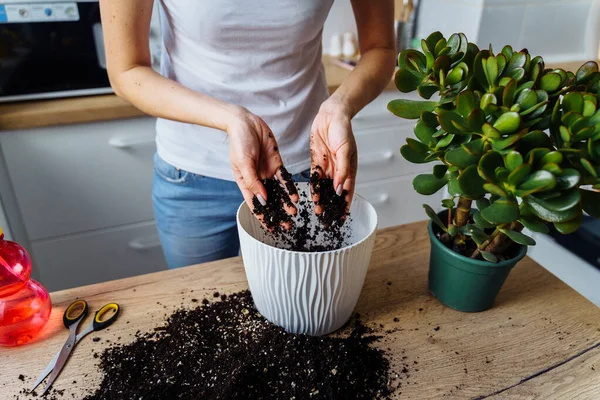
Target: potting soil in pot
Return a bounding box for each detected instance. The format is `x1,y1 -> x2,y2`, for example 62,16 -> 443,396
83,291 -> 391,399
252,175 -> 351,252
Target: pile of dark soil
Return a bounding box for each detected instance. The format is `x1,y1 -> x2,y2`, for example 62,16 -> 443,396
252,173 -> 350,252
83,291 -> 390,400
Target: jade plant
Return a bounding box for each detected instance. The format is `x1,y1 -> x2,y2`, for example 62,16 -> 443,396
389,32 -> 600,262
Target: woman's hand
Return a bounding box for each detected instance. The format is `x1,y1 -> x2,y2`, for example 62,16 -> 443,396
310,98 -> 358,215
228,107 -> 299,227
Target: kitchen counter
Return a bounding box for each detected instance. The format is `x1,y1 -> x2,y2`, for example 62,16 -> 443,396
0,56 -> 394,131
1,221 -> 599,399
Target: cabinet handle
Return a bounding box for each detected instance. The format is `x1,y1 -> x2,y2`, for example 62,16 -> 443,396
362,193 -> 389,207
129,235 -> 162,250
359,150 -> 394,166
109,135 -> 155,149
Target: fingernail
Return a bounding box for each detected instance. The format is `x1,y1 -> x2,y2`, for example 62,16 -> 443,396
336,184 -> 343,197
257,194 -> 266,206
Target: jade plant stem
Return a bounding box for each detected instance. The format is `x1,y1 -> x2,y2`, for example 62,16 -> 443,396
470,228 -> 501,259
484,221 -> 524,255
454,198 -> 472,227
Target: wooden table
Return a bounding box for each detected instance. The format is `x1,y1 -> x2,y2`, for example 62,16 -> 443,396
1,222 -> 599,399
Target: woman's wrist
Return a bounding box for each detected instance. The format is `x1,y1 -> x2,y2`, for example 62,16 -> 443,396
320,95 -> 356,120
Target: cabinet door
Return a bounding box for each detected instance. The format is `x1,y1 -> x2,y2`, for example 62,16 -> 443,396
0,117 -> 157,240
355,174 -> 442,229
32,221 -> 166,291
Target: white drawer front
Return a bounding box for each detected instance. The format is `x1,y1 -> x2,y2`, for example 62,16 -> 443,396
0,117 -> 157,239
32,222 -> 167,291
355,125 -> 431,184
355,174 -> 442,229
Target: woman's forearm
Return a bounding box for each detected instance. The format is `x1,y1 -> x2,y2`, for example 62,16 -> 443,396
112,65 -> 238,132
328,47 -> 396,118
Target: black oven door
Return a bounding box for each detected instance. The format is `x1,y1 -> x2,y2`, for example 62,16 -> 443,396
0,1 -> 111,102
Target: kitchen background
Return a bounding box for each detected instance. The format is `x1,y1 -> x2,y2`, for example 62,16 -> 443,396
0,0 -> 598,306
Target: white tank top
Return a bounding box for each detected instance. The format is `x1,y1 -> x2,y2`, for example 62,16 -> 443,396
155,0 -> 334,181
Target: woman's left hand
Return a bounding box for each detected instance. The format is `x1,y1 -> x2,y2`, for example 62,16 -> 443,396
309,98 -> 358,216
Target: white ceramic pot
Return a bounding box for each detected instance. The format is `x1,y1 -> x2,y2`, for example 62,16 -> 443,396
237,183 -> 378,336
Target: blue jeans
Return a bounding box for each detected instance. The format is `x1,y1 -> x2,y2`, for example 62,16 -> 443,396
152,154 -> 312,269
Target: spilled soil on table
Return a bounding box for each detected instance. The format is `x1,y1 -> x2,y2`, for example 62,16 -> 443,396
81,291 -> 391,399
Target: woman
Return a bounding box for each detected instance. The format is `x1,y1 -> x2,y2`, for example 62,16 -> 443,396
100,0 -> 395,268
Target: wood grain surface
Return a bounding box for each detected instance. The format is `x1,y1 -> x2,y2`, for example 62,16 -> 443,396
1,221 -> 599,399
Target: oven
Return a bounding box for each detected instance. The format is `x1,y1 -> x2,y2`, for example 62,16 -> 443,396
0,0 -> 112,102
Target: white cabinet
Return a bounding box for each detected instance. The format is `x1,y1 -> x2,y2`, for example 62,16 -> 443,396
32,222 -> 165,291
0,118 -> 157,240
0,117 -> 167,291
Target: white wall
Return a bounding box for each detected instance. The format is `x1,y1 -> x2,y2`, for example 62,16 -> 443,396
416,0 -> 600,63
323,0 -> 358,53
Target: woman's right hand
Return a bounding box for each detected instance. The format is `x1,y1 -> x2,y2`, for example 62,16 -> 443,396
227,107 -> 299,227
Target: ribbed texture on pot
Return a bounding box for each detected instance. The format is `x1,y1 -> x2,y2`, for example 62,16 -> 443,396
237,183 -> 377,336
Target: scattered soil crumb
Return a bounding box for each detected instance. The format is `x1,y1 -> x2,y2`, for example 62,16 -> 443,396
81,290 -> 391,400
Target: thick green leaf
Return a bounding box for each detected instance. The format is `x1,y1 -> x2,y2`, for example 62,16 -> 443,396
388,99 -> 438,119
539,72 -> 562,92
400,144 -> 430,163
516,89 -> 538,111
484,56 -> 499,88
438,110 -> 467,134
457,91 -> 476,118
530,189 -> 580,212
435,133 -> 456,149
399,49 -> 427,70
524,196 -> 580,223
446,146 -> 479,168
476,198 -> 491,210
493,112 -> 521,134
420,111 -> 439,128
480,251 -> 498,263
484,183 -> 508,197
576,61 -> 599,83
507,164 -> 532,186
413,174 -> 448,195
433,164 -> 449,179
441,198 -> 455,208
499,229 -> 536,246
466,108 -> 486,131
517,170 -> 556,193
563,92 -> 584,114
448,176 -> 462,196
581,189 -> 600,217
473,210 -> 496,228
527,148 -> 550,165
491,131 -> 526,151
482,123 -> 501,140
480,198 -> 520,224
478,151 -> 505,182
554,213 -> 583,234
463,224 -> 489,245
555,168 -> 581,190
496,167 -> 509,182
418,84 -> 439,99
414,120 -> 437,146
395,68 -> 422,92
505,151 -> 523,171
502,78 -> 517,107
407,138 -> 429,153
517,130 -> 552,154
539,151 -> 563,166
425,31 -> 444,53
518,217 -> 550,234
462,138 -> 485,157
423,204 -> 447,232
541,163 -> 563,175
458,165 -> 487,198
581,158 -> 598,177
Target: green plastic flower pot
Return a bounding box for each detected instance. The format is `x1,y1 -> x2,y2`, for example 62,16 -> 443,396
427,213 -> 528,312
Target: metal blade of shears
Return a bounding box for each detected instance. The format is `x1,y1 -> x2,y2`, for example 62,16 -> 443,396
30,328 -> 89,392
42,325 -> 78,395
